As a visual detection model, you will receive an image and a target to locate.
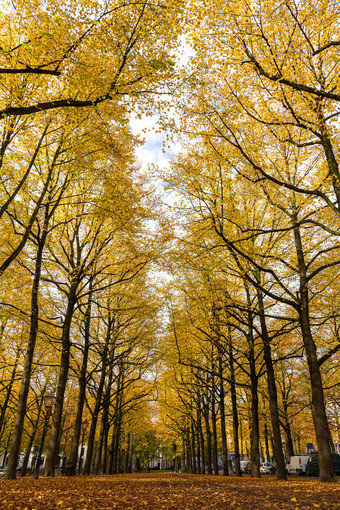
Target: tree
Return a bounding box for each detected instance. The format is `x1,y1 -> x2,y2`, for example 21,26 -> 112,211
0,0 -> 183,119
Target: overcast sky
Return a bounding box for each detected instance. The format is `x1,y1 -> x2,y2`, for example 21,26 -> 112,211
130,113 -> 180,208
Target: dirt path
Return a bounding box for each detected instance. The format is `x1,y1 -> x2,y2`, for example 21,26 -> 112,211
0,472 -> 339,509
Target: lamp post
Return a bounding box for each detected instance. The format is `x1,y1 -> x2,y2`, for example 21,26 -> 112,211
78,419 -> 89,474
34,393 -> 55,479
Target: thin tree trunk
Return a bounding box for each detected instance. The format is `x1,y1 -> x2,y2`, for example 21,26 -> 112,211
0,346 -> 20,434
197,395 -> 205,474
219,355 -> 229,475
249,372 -> 260,477
44,278 -> 78,476
186,428 -> 192,473
196,426 -> 201,474
112,364 -> 125,474
203,398 -> 212,475
264,421 -> 270,461
21,390 -> 47,477
107,364 -> 124,475
69,285 -> 92,475
83,315 -> 112,475
112,411 -> 123,474
107,427 -> 116,475
1,433 -> 12,468
191,421 -> 197,474
211,387 -> 219,475
228,327 -> 241,476
94,363 -> 113,475
281,406 -> 295,457
93,419 -> 104,474
248,318 -> 260,478
124,433 -> 131,473
256,280 -> 287,480
83,367 -> 105,474
195,395 -> 201,473
100,361 -> 114,474
181,437 -> 186,473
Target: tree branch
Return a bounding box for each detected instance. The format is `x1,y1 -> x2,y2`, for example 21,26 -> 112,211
0,68 -> 61,76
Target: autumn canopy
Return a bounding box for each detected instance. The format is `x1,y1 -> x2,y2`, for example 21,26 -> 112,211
0,0 -> 339,497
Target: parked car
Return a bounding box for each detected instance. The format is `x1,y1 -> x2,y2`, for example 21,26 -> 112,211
286,455 -> 310,475
306,453 -> 340,476
260,462 -> 276,474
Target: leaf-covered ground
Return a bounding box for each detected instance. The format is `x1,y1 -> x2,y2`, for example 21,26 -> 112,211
0,473 -> 339,509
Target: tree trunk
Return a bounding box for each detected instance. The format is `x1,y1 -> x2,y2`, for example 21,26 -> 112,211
185,428 -> 192,473
21,388 -> 49,477
264,421 -> 270,461
228,327 -> 241,476
107,427 -> 116,475
100,362 -> 114,474
256,281 -> 287,480
1,433 -> 11,468
83,316 -> 112,475
196,427 -> 201,474
191,421 -> 197,474
248,322 -> 260,478
94,363 -> 113,475
69,286 -> 92,475
195,399 -> 201,474
93,419 -> 104,475
5,209 -> 50,480
0,346 -> 20,434
108,362 -> 124,475
291,197 -> 337,482
44,278 -> 78,476
282,407 -> 295,457
181,437 -> 186,473
249,373 -> 260,477
219,355 -> 229,475
211,387 -> 219,475
203,398 -> 212,475
197,395 -> 205,474
112,414 -> 123,474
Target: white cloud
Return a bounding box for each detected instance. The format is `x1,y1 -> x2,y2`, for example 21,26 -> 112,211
129,112 -> 180,209
130,114 -> 176,169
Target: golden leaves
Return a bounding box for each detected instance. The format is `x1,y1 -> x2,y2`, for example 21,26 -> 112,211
0,0 -> 183,121
0,473 -> 339,509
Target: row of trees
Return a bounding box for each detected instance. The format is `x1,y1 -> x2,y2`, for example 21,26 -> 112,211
1,0 -> 339,485
0,104 -> 164,478
0,0 -> 183,480
157,0 -> 340,483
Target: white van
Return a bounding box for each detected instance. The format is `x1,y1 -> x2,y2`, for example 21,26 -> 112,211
286,455 -> 310,475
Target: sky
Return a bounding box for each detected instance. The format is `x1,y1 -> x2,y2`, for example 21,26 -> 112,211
130,115 -> 174,170
130,113 -> 179,207
130,37 -> 194,201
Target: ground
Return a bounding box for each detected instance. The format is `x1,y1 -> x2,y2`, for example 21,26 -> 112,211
0,473 -> 339,509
